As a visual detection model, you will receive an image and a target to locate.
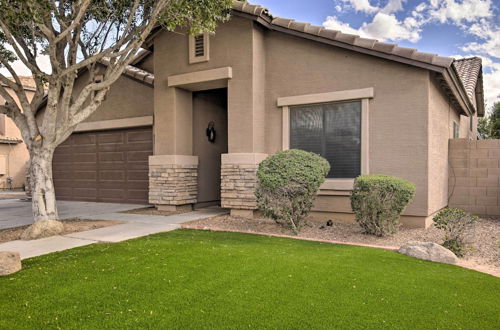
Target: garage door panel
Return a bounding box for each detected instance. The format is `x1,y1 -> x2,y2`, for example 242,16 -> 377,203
98,132 -> 124,144
128,170 -> 149,181
99,152 -> 125,162
97,142 -> 152,153
70,145 -> 98,154
73,188 -> 98,198
72,153 -> 98,163
127,151 -> 152,161
73,134 -> 97,145
53,126 -> 152,204
99,170 -> 125,181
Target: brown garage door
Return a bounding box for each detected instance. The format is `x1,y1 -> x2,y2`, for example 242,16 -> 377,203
53,126 -> 152,204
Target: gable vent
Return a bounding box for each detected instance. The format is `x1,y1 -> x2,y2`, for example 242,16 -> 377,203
194,35 -> 205,57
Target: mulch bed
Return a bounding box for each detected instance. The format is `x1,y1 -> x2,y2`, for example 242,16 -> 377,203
0,219 -> 124,243
121,206 -> 191,217
184,215 -> 500,274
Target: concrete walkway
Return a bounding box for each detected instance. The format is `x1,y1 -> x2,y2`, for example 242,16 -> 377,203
0,207 -> 227,259
0,199 -> 148,230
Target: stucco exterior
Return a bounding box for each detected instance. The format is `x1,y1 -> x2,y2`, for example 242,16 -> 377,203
46,3 -> 483,228
148,11 -> 483,227
0,84 -> 33,189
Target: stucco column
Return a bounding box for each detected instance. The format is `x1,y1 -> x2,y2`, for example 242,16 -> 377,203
149,155 -> 198,211
221,153 -> 267,218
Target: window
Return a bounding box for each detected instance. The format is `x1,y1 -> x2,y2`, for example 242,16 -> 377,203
189,32 -> 209,64
278,88 -> 372,191
469,116 -> 473,132
290,101 -> 361,178
453,121 -> 459,138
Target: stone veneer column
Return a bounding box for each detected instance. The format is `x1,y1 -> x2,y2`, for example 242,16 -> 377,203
149,155 -> 198,211
221,153 -> 268,218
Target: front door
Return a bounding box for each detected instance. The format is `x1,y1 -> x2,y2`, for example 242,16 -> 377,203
192,88 -> 228,207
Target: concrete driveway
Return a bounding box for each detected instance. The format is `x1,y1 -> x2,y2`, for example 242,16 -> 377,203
0,198 -> 143,230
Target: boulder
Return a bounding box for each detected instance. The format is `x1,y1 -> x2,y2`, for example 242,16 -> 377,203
0,251 -> 22,276
398,241 -> 458,264
20,220 -> 64,240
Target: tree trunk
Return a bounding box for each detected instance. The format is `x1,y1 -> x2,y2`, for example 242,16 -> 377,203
29,147 -> 59,222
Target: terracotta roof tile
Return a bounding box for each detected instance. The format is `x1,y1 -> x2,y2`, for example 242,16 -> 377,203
232,1 -> 454,68
99,58 -> 154,86
453,57 -> 482,104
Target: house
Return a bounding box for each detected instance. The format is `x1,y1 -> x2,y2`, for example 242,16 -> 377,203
50,1 -> 484,228
0,77 -> 33,190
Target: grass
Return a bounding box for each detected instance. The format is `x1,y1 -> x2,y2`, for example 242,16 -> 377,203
1,229 -> 498,329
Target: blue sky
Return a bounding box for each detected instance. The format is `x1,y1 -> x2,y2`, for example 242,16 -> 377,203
252,0 -> 499,110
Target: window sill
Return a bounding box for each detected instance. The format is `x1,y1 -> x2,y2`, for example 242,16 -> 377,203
318,179 -> 354,194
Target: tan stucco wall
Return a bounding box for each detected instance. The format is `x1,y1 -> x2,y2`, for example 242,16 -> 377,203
150,15 -> 477,225
36,68 -> 154,125
153,17 -> 261,155
0,88 -> 32,189
427,74 -> 459,215
81,72 -> 154,123
262,31 -> 430,217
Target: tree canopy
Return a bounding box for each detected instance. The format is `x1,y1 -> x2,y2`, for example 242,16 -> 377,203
478,102 -> 500,139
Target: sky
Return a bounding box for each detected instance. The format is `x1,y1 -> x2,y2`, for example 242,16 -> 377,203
1,0 -> 498,111
253,0 -> 499,111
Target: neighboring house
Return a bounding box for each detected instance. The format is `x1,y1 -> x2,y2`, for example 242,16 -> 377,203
49,1 -> 484,228
0,77 -> 33,190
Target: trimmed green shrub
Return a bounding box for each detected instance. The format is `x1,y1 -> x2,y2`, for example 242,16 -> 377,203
350,174 -> 416,236
256,149 -> 330,234
433,208 -> 478,257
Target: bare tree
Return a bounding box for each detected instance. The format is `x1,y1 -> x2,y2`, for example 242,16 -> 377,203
0,0 -> 231,238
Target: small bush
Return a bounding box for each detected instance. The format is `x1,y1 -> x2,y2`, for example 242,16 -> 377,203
350,174 -> 416,236
256,149 -> 330,234
433,208 -> 478,257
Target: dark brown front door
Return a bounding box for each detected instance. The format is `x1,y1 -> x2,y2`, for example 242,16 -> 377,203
193,89 -> 228,207
52,126 -> 152,204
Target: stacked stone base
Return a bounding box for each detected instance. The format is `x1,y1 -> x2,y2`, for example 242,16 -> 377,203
221,153 -> 268,218
149,155 -> 198,208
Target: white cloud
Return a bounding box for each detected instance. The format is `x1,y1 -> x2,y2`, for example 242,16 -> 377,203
323,12 -> 421,42
427,0 -> 492,24
339,0 -> 378,13
362,12 -> 421,42
483,62 -> 500,108
323,16 -> 367,36
335,5 -> 342,12
381,0 -> 407,14
461,20 -> 500,58
325,0 -> 499,109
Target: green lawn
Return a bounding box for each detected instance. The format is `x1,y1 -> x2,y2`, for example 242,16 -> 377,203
1,229 -> 498,329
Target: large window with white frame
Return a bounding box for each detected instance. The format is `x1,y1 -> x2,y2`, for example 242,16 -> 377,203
290,100 -> 361,178
278,88 -> 372,190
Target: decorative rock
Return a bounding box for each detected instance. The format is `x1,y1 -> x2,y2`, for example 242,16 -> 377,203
0,251 -> 22,276
398,241 -> 458,264
20,220 -> 64,240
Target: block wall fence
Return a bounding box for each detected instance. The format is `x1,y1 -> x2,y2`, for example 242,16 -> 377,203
448,139 -> 500,216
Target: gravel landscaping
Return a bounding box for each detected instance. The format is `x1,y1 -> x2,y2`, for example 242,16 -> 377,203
0,219 -> 124,243
184,215 -> 500,274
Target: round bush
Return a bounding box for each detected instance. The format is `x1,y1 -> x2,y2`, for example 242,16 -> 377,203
256,150 -> 330,234
350,174 -> 416,236
433,208 -> 478,257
